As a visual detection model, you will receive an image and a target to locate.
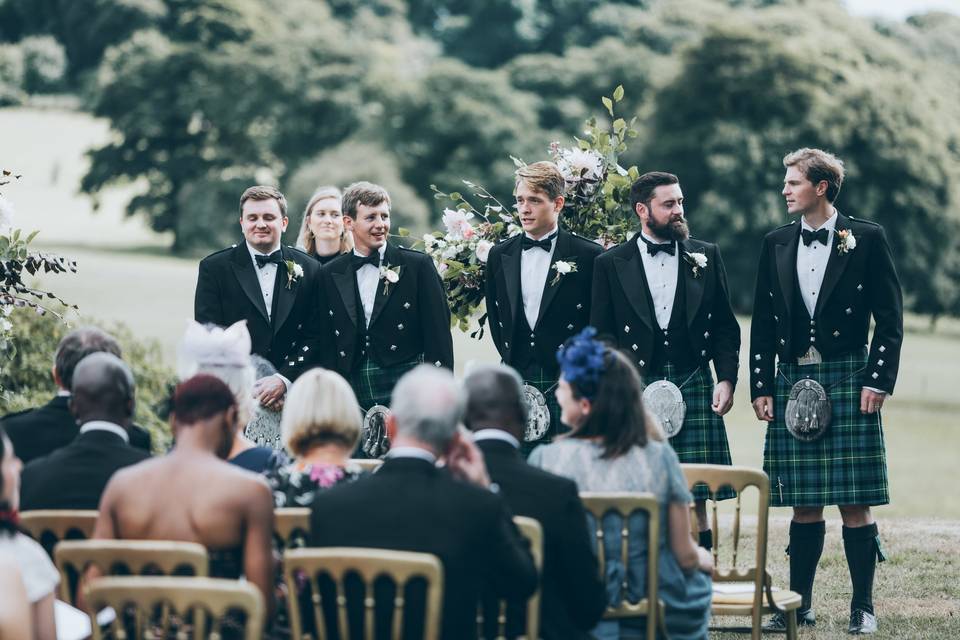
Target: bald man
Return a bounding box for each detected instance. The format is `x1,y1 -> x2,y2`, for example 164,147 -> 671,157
19,353 -> 151,511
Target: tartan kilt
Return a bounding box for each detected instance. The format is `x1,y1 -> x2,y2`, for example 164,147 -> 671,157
350,354 -> 423,414
764,349 -> 889,507
647,363 -> 735,502
516,364 -> 566,458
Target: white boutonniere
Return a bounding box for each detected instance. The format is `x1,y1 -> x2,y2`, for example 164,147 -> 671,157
682,251 -> 708,278
836,229 -> 856,254
549,260 -> 577,286
284,260 -> 304,289
379,264 -> 402,294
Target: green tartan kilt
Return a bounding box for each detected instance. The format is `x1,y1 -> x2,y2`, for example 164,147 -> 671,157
764,349 -> 889,507
516,364 -> 566,458
350,354 -> 423,414
647,363 -> 735,502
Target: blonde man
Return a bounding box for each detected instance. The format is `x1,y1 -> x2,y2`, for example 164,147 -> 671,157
296,186 -> 353,265
485,161 -> 602,452
751,148 -> 902,634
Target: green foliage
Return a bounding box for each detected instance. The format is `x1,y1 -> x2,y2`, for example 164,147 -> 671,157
0,307 -> 175,450
0,43 -> 24,105
19,35 -> 66,93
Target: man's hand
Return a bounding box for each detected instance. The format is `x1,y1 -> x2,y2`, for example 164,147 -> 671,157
860,388 -> 886,414
711,380 -> 734,416
445,429 -> 491,489
253,375 -> 286,411
752,395 -> 774,422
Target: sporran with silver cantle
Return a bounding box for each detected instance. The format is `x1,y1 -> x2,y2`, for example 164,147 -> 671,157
521,384 -> 551,442
641,367 -> 700,438
361,404 -> 391,458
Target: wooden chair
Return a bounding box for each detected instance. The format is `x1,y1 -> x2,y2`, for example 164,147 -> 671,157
476,516 -> 543,640
580,492 -> 662,640
54,540 -> 209,604
681,464 -> 802,640
83,576 -> 264,640
274,507 -> 312,549
348,458 -> 383,473
283,547 -> 443,639
19,510 -> 98,556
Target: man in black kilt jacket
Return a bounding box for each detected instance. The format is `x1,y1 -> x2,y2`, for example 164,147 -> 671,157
591,171 -> 740,551
485,161 -> 601,452
751,148 -> 903,634
317,182 -> 453,456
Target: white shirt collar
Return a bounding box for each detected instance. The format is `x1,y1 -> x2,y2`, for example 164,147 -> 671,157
524,224 -> 559,242
79,420 -> 130,443
385,446 -> 437,464
801,210 -> 838,233
56,389 -> 71,397
246,240 -> 281,260
472,429 -> 520,449
353,245 -> 387,260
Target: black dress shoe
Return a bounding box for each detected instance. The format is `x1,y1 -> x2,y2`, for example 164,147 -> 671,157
848,609 -> 877,634
762,609 -> 816,631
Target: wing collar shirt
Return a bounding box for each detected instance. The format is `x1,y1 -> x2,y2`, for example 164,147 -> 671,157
354,245 -> 388,328
797,211 -> 837,318
520,224 -> 559,330
79,420 -> 130,444
246,241 -> 282,322
637,232 -> 679,330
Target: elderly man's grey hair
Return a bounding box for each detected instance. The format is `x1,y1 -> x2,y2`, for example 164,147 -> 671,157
463,364 -> 528,432
390,365 -> 466,452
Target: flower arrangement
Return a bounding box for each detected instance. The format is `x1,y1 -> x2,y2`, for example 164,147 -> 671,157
421,87 -> 641,335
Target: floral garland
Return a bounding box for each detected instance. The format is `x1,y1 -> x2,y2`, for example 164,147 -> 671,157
420,87 -> 640,336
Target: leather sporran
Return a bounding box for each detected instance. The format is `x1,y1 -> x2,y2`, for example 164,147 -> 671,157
521,384 -> 551,443
361,404 -> 391,458
641,380 -> 686,438
785,378 -> 831,442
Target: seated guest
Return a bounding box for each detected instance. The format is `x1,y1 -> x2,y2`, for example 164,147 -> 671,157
0,426 -> 58,640
93,374 -> 275,619
297,186 -> 352,265
464,364 -> 606,640
19,353 -> 151,511
266,368 -> 365,508
309,365 -> 536,639
530,328 -> 714,640
2,327 -> 151,464
178,320 -> 287,473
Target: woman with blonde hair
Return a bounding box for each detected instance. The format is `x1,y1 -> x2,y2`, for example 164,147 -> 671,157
297,186 -> 352,265
265,368 -> 365,507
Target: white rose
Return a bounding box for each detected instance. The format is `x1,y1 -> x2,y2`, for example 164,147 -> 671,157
691,252 -> 708,268
441,244 -> 459,260
846,232 -> 857,250
554,261 -> 573,274
442,208 -> 474,241
423,234 -> 436,248
293,264 -> 304,277
475,239 -> 493,263
385,270 -> 399,283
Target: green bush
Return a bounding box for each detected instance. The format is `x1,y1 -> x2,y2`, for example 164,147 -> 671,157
0,43 -> 25,105
0,308 -> 175,451
20,35 -> 67,93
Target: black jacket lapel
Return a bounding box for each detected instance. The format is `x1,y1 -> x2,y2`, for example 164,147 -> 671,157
535,229 -> 571,325
816,213 -> 852,314
332,259 -> 358,327
775,226 -> 800,321
230,244 -> 270,323
369,243 -> 401,328
502,239 -> 522,325
614,241 -> 654,331
680,240 -> 705,327
272,246 -> 296,334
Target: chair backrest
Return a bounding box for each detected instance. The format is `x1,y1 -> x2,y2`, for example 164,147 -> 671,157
274,507 -> 312,549
580,492 -> 661,640
476,516 -> 543,639
54,540 -> 209,604
283,547 -> 444,639
680,465 -> 771,610
20,510 -> 98,556
83,576 -> 264,640
348,458 -> 383,473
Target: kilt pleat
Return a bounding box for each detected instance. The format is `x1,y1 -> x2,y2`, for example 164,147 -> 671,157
350,354 -> 423,413
763,349 -> 889,507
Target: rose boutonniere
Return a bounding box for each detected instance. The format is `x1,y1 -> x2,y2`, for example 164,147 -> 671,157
379,264 -> 402,294
284,260 -> 304,289
836,229 -> 857,254
549,260 -> 577,286
682,251 -> 708,278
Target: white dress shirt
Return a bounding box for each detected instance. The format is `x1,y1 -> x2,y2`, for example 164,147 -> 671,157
796,212 -> 837,318
520,225 -> 559,330
472,429 -> 520,449
637,233 -> 679,330
354,245 -> 387,328
79,420 -> 130,444
385,446 -> 438,464
246,242 -> 281,321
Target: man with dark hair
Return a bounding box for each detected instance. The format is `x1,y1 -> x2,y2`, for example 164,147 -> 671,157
485,161 -> 601,451
752,148 -> 902,634
464,363 -> 606,640
317,181 -> 453,457
19,353 -> 151,510
1,327 -> 151,463
591,170 -> 740,549
194,185 -> 323,410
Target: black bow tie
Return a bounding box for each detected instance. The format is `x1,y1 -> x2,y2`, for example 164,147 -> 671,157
352,252 -> 381,270
641,237 -> 675,256
521,232 -> 557,252
801,228 -> 829,247
254,250 -> 283,268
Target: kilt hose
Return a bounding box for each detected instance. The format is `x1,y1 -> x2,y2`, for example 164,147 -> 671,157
764,348 -> 889,507
517,364 -> 567,458
648,363 -> 735,502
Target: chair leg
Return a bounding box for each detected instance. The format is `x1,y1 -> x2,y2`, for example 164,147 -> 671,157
786,609 -> 799,640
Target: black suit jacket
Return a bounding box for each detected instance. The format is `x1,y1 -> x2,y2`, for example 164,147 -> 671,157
591,236 -> 741,384
317,243 -> 453,374
485,230 -> 601,377
2,395 -> 151,464
309,457 -> 537,640
194,242 -> 322,380
19,429 -> 151,511
477,438 -> 606,640
750,213 -> 903,397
